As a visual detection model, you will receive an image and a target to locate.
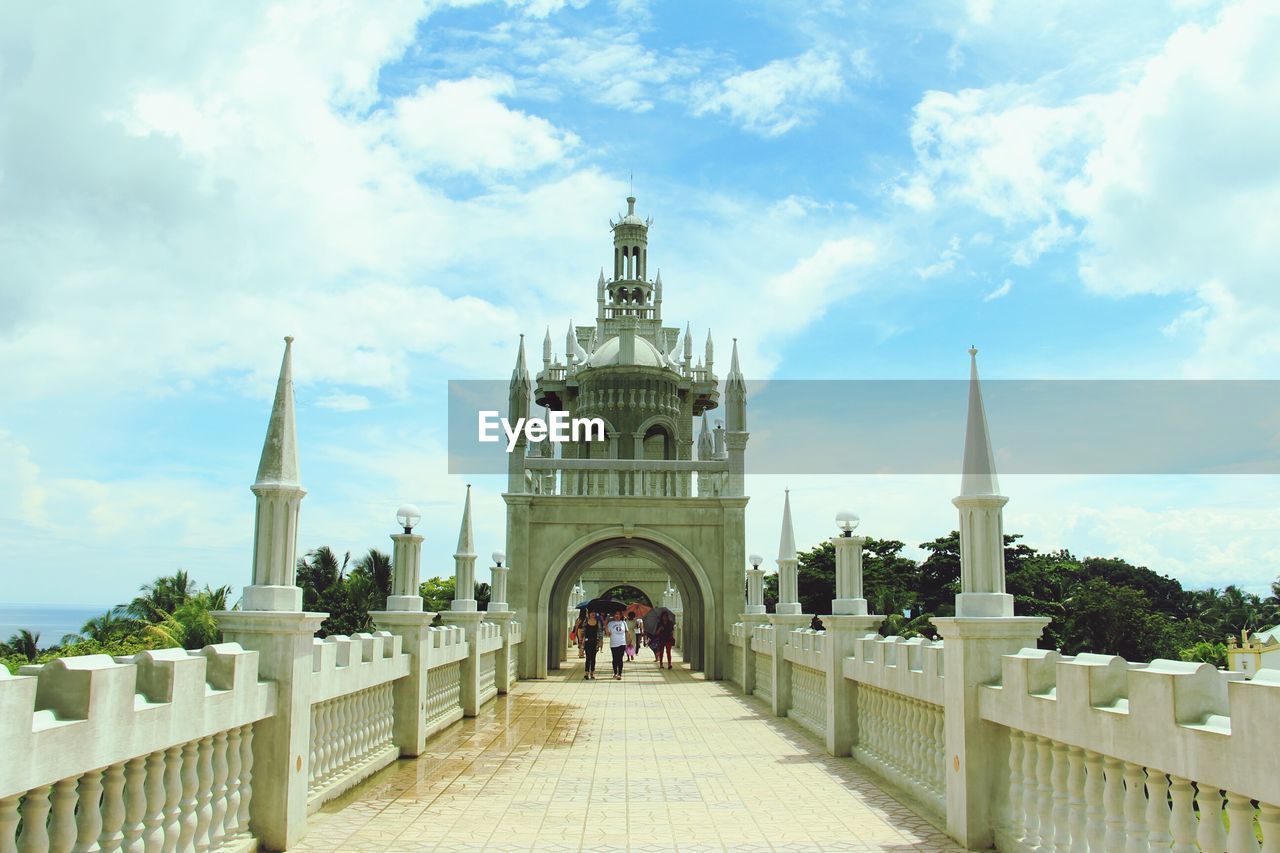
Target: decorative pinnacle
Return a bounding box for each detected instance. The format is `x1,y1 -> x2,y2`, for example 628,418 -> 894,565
960,346 -> 1000,497
255,336 -> 300,487
778,489 -> 796,562
455,484 -> 475,557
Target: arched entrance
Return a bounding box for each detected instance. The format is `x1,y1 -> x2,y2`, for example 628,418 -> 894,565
594,584 -> 653,608
535,527 -> 715,676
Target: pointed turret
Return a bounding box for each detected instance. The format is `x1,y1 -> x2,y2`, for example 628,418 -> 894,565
705,330 -> 714,375
697,411 -> 714,460
508,335 -> 530,423
775,489 -> 801,614
778,489 -> 796,562
244,336 -> 307,610
542,326 -> 552,368
952,346 -> 1013,618
255,336 -> 300,487
960,347 -> 999,497
683,321 -> 693,364
654,270 -> 663,320
565,320 -> 577,365
725,338 -> 747,432
451,485 -> 478,611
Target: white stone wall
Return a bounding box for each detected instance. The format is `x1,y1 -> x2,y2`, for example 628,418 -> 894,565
0,645 -> 273,852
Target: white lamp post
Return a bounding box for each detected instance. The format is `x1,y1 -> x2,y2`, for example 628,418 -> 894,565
831,510 -> 868,616
388,504 -> 425,611
746,553 -> 766,614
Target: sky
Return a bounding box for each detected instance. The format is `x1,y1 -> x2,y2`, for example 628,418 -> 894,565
2,0 -> 1280,610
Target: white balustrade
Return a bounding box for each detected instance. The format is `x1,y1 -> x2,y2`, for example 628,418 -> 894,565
753,651 -> 773,703
427,661 -> 464,732
851,684 -> 946,818
997,727 -> 1276,852
479,652 -> 498,705
522,458 -> 729,497
307,684 -> 396,798
0,725 -> 255,853
788,664 -> 826,738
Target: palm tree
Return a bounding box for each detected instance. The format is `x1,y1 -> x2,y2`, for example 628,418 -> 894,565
297,547 -> 350,611
126,570 -> 196,622
82,609 -> 132,644
6,629 -> 41,662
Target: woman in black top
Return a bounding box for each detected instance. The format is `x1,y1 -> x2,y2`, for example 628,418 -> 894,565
581,611 -> 601,680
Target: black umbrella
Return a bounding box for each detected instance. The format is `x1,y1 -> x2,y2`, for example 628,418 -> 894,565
643,606 -> 675,636
580,597 -> 629,614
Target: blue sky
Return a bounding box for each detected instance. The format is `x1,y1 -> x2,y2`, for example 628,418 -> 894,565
2,0 -> 1279,609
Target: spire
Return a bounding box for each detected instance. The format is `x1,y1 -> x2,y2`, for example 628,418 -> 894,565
729,338 -> 742,378
565,320 -> 576,365
778,489 -> 796,561
542,327 -> 552,365
455,484 -> 475,558
960,347 -> 1000,497
683,322 -> 693,362
255,336 -> 300,486
725,337 -> 747,432
697,411 -> 714,459
511,334 -> 529,381
705,330 -> 714,373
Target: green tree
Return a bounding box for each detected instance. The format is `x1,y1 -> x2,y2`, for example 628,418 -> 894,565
6,629 -> 40,662
917,532 -> 961,616
1179,641 -> 1228,669
126,570 -> 196,622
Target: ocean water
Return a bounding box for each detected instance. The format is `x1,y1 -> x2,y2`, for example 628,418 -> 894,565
0,604 -> 112,649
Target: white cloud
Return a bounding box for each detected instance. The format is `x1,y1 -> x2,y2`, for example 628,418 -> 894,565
387,76 -> 579,173
692,50 -> 844,137
317,393 -> 372,412
904,0 -> 1280,376
984,278 -> 1013,301
917,236 -> 963,280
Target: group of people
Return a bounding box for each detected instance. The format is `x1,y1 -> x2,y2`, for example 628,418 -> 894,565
572,608 -> 675,680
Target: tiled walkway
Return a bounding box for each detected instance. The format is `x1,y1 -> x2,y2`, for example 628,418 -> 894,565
293,652 -> 960,852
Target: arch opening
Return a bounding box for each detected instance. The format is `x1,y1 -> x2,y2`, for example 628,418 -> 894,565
538,530 -> 713,677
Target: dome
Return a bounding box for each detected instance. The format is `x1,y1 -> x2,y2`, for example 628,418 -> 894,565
587,335 -> 668,368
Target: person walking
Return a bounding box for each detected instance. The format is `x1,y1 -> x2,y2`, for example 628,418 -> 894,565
607,609 -> 629,679
629,611 -> 644,661
582,611 -> 602,679
625,611 -> 637,661
653,610 -> 675,670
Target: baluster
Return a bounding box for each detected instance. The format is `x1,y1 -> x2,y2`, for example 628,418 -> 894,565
932,707 -> 945,794
1006,730 -> 1026,842
195,736 -> 213,851
1037,737 -> 1055,852
143,751 -> 166,852
1144,770 -> 1171,848
177,741 -> 198,852
910,700 -> 925,782
122,756 -> 147,853
17,784 -> 51,853
1225,790 -> 1260,853
238,724 -> 254,833
49,776 -> 79,853
1022,729 -> 1042,849
1084,751 -> 1106,853
1167,776 -> 1196,853
224,727 -> 243,839
98,762 -> 127,853
339,695 -> 352,770
208,731 -> 229,848
319,701 -> 332,780
1050,740 -> 1070,851
1103,758 -> 1127,851
309,704 -> 321,785
1259,804 -> 1280,853
1196,785 -> 1228,853
161,746 -> 181,853
1066,746 -> 1087,851
1122,762 -> 1148,853
0,795 -> 19,853
72,769 -> 104,853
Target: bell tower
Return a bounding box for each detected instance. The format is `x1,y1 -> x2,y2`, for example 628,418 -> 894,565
608,196 -> 655,321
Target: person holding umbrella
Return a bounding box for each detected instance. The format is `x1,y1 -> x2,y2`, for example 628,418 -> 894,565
606,608 -> 629,679
581,610 -> 602,679
651,609 -> 675,669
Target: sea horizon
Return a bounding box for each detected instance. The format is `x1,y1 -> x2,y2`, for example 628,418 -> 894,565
0,603 -> 116,649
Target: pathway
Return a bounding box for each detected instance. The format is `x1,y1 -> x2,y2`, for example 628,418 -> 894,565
292,651 -> 959,852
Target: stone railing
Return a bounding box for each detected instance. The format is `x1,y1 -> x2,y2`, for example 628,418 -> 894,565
982,650 -> 1280,851
0,645 -> 271,852
0,608 -> 521,852
522,458 -> 729,498
306,631 -> 408,811
731,613 -> 1280,849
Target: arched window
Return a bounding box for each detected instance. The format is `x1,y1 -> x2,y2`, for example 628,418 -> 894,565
643,425 -> 672,460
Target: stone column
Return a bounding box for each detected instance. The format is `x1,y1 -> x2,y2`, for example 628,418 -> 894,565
440,610 -> 485,716
740,612 -> 770,695
822,614 -> 883,757
831,532 -> 868,616
767,613 -> 811,718
932,616 -> 1049,849
372,515 -> 435,758
217,612 -> 323,851
488,552 -> 516,691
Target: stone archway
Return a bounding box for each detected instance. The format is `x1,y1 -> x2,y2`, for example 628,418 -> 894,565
536,526 -> 714,676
